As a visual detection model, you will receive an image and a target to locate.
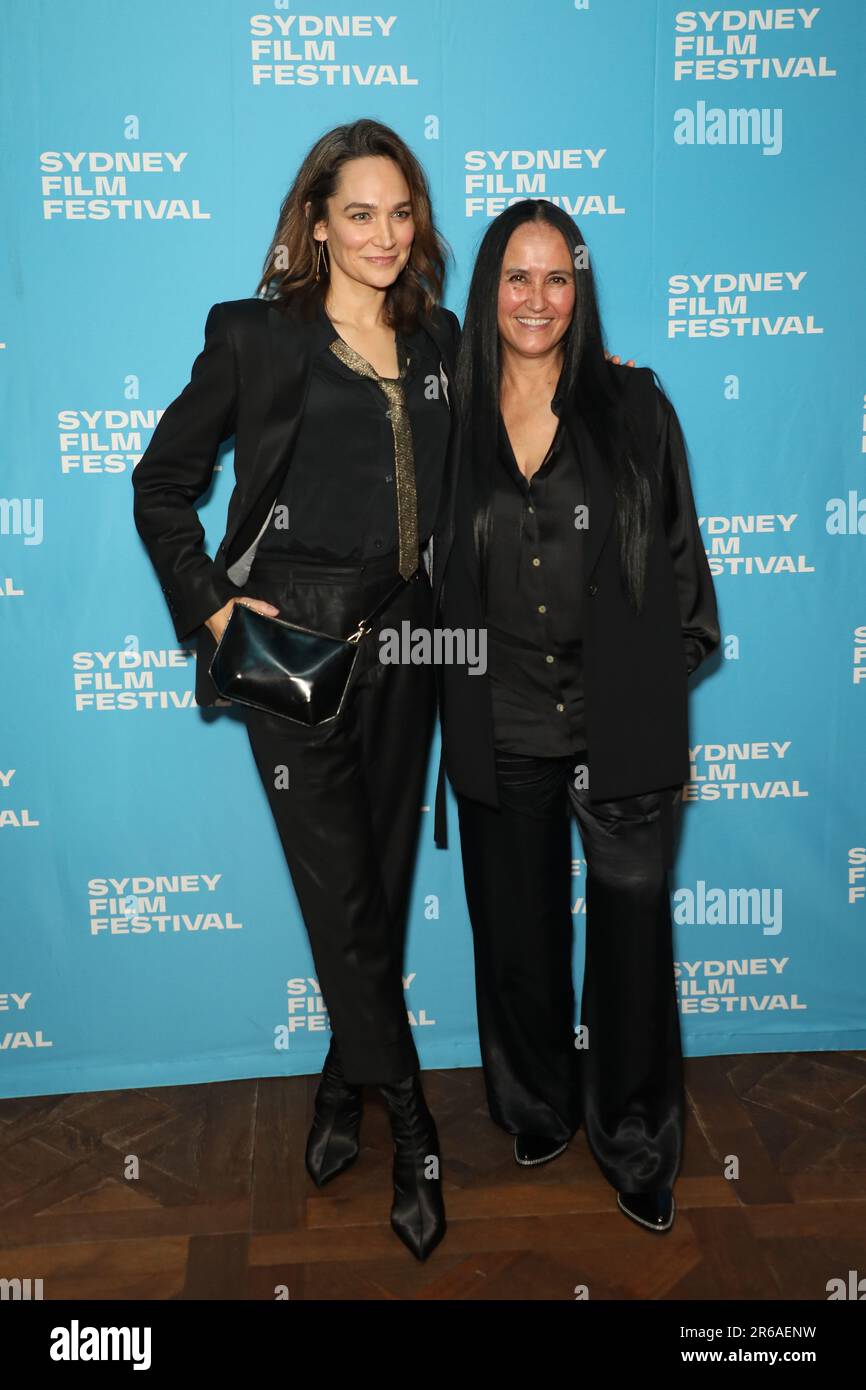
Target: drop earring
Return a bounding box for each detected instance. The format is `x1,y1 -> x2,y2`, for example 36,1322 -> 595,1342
315,239 -> 329,281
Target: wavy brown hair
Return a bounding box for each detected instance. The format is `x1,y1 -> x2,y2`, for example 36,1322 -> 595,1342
255,119 -> 450,334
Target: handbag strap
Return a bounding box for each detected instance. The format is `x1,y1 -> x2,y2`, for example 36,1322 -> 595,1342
345,574 -> 412,644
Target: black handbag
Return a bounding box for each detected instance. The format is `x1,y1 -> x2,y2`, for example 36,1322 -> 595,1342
208,575 -> 410,725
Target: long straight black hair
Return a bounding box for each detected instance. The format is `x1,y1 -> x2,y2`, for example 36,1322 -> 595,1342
455,199 -> 652,614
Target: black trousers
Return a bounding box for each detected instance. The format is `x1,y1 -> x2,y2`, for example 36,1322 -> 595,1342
237,552 -> 435,1085
456,749 -> 685,1194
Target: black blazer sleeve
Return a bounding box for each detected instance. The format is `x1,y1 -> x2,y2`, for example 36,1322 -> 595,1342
131,301 -> 239,643
651,375 -> 721,677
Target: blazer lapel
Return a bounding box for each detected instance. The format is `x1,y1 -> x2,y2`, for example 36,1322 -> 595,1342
417,309 -> 461,610
563,400 -> 614,585
224,301 -> 332,581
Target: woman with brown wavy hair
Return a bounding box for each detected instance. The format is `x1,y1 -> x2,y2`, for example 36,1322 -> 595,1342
132,119 -> 461,1261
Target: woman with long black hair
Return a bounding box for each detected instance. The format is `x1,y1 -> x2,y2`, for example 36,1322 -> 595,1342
132,120 -> 461,1261
434,200 -> 720,1232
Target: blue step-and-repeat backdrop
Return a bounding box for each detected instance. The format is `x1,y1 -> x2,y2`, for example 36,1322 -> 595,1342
2,1 -> 864,1098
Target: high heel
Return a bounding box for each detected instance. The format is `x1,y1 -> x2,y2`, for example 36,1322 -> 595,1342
304,1037 -> 363,1187
378,1072 -> 446,1261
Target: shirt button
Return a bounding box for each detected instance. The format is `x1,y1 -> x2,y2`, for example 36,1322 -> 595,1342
385,474 -> 393,483
528,505 -> 535,514
537,604 -> 546,614
545,654 -> 555,664
588,581 -> 598,595
532,557 -> 541,567
374,540 -> 383,549
384,409 -> 392,419
556,703 -> 565,713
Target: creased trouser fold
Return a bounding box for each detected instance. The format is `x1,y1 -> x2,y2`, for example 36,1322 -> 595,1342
457,749 -> 685,1191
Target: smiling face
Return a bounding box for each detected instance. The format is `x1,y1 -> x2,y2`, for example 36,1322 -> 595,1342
310,155 -> 415,291
497,220 -> 576,360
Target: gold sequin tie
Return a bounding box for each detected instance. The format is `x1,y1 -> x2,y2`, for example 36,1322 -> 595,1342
328,335 -> 418,580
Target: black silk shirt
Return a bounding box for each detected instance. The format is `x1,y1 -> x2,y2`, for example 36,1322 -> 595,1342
484,384 -> 717,759
485,411 -> 589,757
255,299 -> 451,562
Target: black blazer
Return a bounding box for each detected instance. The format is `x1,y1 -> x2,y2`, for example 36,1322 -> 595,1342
131,296 -> 462,708
434,362 -> 721,826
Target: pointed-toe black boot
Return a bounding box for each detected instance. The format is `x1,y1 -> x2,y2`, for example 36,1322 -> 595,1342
514,1133 -> 569,1167
304,1038 -> 363,1188
378,1072 -> 446,1262
616,1188 -> 675,1233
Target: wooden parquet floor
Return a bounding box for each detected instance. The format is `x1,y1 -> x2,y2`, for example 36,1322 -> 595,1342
1,1051 -> 865,1301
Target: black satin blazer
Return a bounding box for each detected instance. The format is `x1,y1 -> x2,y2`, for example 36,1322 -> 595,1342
131,295 -> 462,708
433,362 -> 721,845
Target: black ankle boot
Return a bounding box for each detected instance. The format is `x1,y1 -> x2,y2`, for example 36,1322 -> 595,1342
514,1133 -> 569,1167
378,1072 -> 446,1261
305,1038 -> 363,1187
616,1187 -> 675,1233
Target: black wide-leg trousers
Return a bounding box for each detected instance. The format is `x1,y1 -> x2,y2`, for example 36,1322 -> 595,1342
456,748 -> 685,1193
237,553 -> 435,1086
